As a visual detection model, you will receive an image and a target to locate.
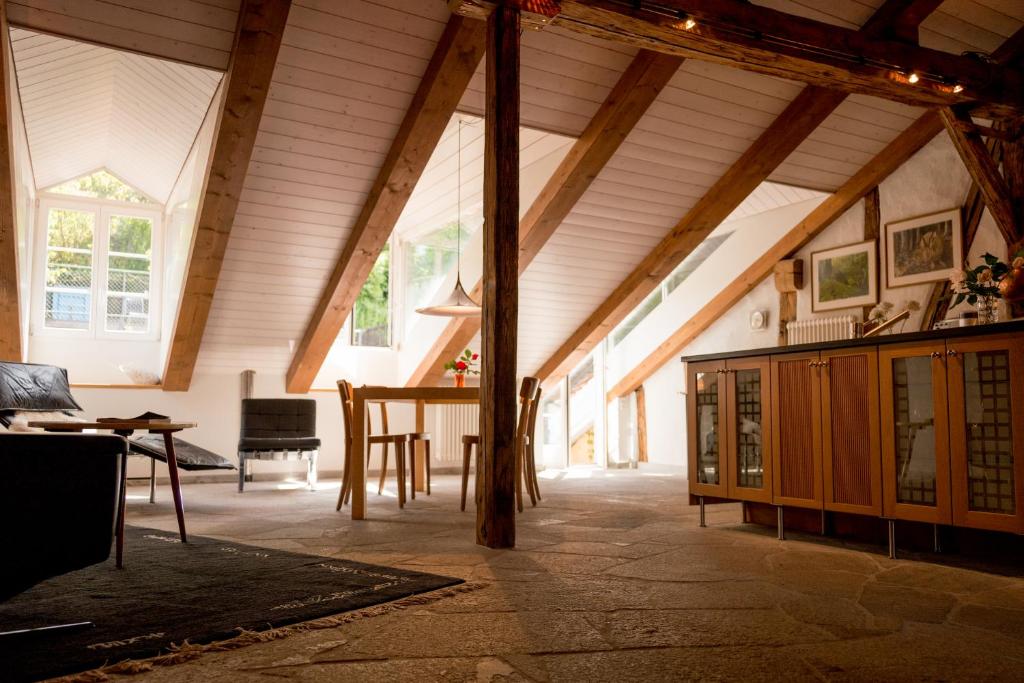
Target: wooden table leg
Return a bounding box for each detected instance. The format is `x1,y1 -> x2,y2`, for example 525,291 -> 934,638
116,450 -> 127,568
352,394 -> 366,520
415,400 -> 426,493
161,432 -> 188,542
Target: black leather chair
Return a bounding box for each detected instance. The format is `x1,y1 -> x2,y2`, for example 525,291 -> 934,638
237,399 -> 320,492
0,433 -> 123,636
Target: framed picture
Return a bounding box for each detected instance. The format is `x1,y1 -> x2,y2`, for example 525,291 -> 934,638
811,240 -> 877,312
885,208 -> 962,288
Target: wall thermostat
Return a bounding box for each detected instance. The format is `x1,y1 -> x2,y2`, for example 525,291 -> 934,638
750,309 -> 769,330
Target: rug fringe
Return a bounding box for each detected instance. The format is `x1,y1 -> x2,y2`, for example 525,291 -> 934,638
50,582 -> 485,682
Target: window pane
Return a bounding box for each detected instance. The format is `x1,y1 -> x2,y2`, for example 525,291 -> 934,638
353,244 -> 390,347
106,215 -> 152,333
569,356 -> 597,465
47,170 -> 151,203
45,208 -> 94,329
402,222 -> 468,327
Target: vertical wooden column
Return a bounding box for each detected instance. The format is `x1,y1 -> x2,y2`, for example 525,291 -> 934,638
861,187 -> 881,323
0,2 -> 21,362
635,386 -> 648,463
477,2 -> 520,549
774,260 -> 803,346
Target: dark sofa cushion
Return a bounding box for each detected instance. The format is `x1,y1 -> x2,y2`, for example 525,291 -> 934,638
130,435 -> 236,471
238,436 -> 321,451
0,433 -> 123,600
0,362 -> 82,412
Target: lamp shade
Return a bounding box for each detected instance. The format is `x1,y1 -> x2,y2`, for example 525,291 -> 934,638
416,276 -> 481,317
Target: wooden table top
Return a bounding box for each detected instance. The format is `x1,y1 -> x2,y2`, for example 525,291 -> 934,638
27,420 -> 197,432
353,387 -> 479,402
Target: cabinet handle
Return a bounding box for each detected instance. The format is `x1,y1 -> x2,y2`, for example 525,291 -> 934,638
808,361 -> 816,368
947,349 -> 958,357
930,351 -> 942,359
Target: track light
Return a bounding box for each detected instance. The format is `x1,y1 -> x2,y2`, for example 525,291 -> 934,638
952,84 -> 964,93
907,72 -> 920,84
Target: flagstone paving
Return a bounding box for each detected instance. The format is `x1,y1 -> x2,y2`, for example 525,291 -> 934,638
121,469 -> 1024,682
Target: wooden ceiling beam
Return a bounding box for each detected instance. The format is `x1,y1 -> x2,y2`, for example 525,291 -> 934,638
923,29 -> 1024,329
608,111 -> 944,399
285,15 -> 487,394
0,2 -> 20,361
529,0 -> 941,388
162,0 -> 292,391
940,106 -> 1019,247
406,49 -> 682,387
454,0 -> 1024,118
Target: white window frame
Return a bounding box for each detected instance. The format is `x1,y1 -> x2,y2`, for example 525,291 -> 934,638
33,194 -> 162,341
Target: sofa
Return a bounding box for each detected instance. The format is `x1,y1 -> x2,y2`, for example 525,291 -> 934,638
0,433 -> 123,601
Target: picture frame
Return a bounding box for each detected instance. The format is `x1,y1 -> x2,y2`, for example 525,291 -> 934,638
811,240 -> 878,312
885,208 -> 962,288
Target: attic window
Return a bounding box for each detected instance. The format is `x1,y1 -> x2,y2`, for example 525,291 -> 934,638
45,170 -> 152,204
35,172 -> 162,339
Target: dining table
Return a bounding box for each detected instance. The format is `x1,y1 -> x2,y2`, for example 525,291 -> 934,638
27,419 -> 196,567
349,386 -> 479,519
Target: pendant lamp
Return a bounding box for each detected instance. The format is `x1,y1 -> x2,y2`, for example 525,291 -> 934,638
417,118 -> 481,317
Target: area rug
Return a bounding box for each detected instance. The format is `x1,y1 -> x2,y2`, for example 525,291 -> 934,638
0,526 -> 461,682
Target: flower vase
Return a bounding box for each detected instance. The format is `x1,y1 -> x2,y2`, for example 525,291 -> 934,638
453,373 -> 466,388
975,295 -> 1001,325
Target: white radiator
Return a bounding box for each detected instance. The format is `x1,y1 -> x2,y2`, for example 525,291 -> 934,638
786,315 -> 857,345
433,403 -> 479,464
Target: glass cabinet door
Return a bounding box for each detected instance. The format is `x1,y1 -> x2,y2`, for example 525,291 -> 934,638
947,336 -> 1024,532
687,361 -> 727,497
879,343 -> 951,524
727,357 -> 772,503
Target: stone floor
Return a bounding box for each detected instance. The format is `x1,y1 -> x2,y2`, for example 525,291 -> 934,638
117,468 -> 1024,682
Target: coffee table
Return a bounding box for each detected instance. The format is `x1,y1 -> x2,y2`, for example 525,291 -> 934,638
27,420 -> 196,568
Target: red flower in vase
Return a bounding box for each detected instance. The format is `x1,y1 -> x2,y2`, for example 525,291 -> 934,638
471,353 -> 479,360
455,361 -> 468,371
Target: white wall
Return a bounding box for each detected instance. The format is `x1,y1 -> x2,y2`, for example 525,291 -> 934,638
627,135 -> 1008,474
71,370 -> 417,482
159,82 -> 225,371
8,33 -> 35,358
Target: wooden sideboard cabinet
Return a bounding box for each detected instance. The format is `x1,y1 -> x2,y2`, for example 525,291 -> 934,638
821,348 -> 882,516
683,320 -> 1024,544
770,351 -> 822,509
880,334 -> 1024,532
768,348 -> 880,514
686,357 -> 772,503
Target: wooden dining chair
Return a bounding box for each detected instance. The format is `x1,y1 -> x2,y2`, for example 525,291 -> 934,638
336,380 -> 415,510
371,398 -> 432,499
525,385 -> 543,503
461,376 -> 540,513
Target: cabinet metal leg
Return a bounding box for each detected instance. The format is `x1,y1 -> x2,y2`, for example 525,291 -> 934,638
821,510 -> 827,536
698,496 -> 706,528
149,458 -> 156,504
777,506 -> 784,541
933,524 -> 942,553
887,520 -> 896,559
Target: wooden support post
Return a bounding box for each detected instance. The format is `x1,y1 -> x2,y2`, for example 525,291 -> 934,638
774,259 -> 802,346
635,386 -> 648,463
477,2 -> 519,549
0,3 -> 21,362
862,187 -> 881,322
